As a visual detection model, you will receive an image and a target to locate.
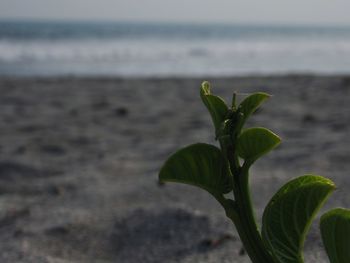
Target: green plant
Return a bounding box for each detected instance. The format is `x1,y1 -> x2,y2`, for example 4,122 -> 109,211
159,81 -> 350,263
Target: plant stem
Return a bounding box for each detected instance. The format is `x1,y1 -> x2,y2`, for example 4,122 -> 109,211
225,148 -> 276,263
230,164 -> 276,263
219,115 -> 277,263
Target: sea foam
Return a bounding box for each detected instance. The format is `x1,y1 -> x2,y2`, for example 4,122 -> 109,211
1,21 -> 350,76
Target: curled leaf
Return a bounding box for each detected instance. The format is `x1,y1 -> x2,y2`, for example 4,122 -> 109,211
200,81 -> 229,137
237,127 -> 281,164
239,92 -> 270,125
159,143 -> 233,196
262,175 -> 335,263
320,208 -> 350,263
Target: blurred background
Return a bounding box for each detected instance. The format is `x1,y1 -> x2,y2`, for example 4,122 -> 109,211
0,1 -> 350,263
1,0 -> 350,76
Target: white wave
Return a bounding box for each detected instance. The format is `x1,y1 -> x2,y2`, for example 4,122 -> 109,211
1,37 -> 350,75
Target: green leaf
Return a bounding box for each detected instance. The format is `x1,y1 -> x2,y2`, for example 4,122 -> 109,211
159,143 -> 233,196
237,127 -> 281,163
239,92 -> 270,124
320,208 -> 350,263
200,81 -> 229,136
262,175 -> 335,263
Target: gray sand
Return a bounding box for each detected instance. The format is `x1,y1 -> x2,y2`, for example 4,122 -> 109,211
0,76 -> 349,262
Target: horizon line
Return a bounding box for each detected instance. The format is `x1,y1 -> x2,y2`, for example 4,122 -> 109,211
1,17 -> 350,29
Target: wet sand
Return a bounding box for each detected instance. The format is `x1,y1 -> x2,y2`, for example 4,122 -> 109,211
0,75 -> 349,262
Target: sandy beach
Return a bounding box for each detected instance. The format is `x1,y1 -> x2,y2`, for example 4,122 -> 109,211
0,75 -> 349,263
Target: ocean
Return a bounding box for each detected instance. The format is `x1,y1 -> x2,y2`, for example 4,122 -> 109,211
1,20 -> 350,76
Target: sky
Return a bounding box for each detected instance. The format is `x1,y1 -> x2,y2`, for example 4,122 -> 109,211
1,0 -> 350,26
